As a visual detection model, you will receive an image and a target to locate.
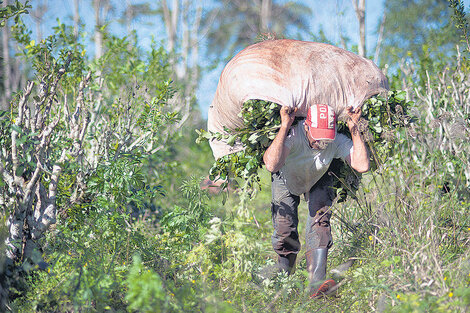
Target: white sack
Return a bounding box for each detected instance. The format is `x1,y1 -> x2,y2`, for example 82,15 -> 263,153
208,39 -> 389,159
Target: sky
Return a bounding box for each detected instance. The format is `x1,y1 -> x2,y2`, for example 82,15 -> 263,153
22,0 -> 470,119
196,0 -> 386,118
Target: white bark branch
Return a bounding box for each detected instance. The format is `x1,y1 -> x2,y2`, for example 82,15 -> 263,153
374,13 -> 386,65
351,0 -> 366,57
1,0 -> 11,109
11,82 -> 34,185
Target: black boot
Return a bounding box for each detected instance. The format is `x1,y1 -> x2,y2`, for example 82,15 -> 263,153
277,253 -> 297,275
256,254 -> 297,281
306,248 -> 336,297
306,248 -> 327,283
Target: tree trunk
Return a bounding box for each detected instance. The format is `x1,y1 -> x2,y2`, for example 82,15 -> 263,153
374,12 -> 386,65
352,0 -> 366,57
73,0 -> 80,38
180,0 -> 189,80
93,0 -> 110,60
160,0 -> 203,127
125,0 -> 132,35
260,0 -> 272,33
94,0 -> 103,59
31,0 -> 48,42
190,2 -> 202,90
162,0 -> 179,53
1,0 -> 11,110
12,55 -> 22,95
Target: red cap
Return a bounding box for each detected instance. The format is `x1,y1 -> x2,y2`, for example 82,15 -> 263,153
306,104 -> 336,141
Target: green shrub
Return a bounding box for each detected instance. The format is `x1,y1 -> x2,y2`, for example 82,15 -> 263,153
125,255 -> 167,313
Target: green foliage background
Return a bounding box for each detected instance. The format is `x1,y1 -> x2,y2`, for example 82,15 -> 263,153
0,1 -> 469,313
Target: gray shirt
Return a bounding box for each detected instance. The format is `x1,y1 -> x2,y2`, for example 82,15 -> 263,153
279,120 -> 353,195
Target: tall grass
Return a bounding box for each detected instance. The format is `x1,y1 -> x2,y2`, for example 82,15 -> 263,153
214,49 -> 470,312
5,36 -> 469,313
322,49 -> 470,312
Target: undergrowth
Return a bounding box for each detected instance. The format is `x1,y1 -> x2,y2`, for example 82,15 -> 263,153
3,4 -> 470,313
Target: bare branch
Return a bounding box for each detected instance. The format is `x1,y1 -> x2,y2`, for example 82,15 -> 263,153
2,1 -> 12,108
351,0 -> 358,12
16,81 -> 34,126
351,0 -> 366,57
33,79 -> 49,132
0,162 -> 14,191
40,55 -> 72,129
198,8 -> 219,42
28,148 -> 69,240
11,82 -> 34,184
374,13 -> 386,65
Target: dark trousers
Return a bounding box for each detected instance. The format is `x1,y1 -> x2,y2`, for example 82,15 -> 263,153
270,171 -> 334,257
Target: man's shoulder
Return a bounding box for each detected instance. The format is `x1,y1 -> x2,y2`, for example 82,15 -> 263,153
291,119 -> 306,136
334,133 -> 352,144
285,120 -> 306,148
331,132 -> 354,158
286,120 -> 304,138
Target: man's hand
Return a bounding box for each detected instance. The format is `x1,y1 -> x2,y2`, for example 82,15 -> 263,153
344,105 -> 369,173
346,106 -> 361,129
280,106 -> 298,129
263,106 -> 296,173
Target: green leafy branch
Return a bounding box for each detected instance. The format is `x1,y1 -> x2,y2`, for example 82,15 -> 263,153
196,99 -> 282,188
449,0 -> 470,52
338,90 -> 412,147
334,90 -> 413,200
0,0 -> 30,27
197,92 -> 413,199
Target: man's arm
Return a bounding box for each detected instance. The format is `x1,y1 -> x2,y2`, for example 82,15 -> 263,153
345,106 -> 370,173
263,106 -> 297,173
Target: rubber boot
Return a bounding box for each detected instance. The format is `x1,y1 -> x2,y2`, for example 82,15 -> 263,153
306,248 -> 336,298
277,253 -> 297,275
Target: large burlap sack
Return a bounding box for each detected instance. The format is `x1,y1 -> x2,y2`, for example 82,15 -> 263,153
208,39 -> 389,159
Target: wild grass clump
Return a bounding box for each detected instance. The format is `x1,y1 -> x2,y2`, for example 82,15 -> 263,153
323,48 -> 470,312
4,7 -> 470,313
188,48 -> 470,312
8,50 -> 469,312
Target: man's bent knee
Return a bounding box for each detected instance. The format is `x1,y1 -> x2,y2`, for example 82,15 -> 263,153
306,207 -> 333,250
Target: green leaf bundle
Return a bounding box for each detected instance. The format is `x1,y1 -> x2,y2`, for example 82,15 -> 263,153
198,91 -> 413,199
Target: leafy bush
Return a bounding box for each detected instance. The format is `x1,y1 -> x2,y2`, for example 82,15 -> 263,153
125,255 -> 167,313
196,99 -> 281,186
1,15 -> 182,311
4,3 -> 470,313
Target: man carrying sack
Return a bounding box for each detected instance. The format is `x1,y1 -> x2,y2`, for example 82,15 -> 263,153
263,104 -> 370,297
207,39 -> 388,298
